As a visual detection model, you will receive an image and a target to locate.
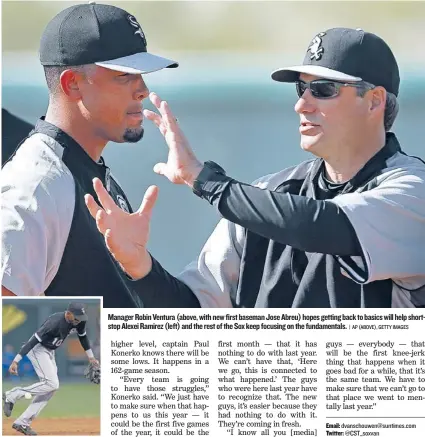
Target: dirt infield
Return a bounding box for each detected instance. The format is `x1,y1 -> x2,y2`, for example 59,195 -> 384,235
2,417 -> 100,435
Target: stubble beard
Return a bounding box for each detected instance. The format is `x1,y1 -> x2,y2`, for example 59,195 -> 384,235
123,127 -> 144,143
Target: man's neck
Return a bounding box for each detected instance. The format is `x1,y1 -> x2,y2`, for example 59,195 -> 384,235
45,105 -> 107,162
324,133 -> 386,183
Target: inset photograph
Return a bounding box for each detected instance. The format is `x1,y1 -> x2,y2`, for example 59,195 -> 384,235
2,298 -> 101,436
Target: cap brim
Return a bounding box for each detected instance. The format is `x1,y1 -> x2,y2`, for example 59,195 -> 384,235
271,65 -> 362,83
95,52 -> 178,74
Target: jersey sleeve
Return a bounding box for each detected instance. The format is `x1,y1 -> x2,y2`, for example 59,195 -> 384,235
329,169 -> 425,290
18,335 -> 40,357
77,321 -> 87,337
76,321 -> 91,350
176,171 -> 307,307
177,217 -> 245,308
1,137 -> 75,296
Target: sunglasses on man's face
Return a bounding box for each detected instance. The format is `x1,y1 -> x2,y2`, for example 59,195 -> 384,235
295,79 -> 371,99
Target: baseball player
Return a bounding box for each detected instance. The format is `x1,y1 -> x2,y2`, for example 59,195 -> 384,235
0,3 -> 197,308
2,302 -> 99,436
85,28 -> 425,308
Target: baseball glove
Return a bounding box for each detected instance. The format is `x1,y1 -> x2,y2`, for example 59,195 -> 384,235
84,362 -> 101,384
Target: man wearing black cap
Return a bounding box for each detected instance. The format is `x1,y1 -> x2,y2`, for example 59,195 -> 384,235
0,3 -> 199,307
86,28 -> 425,308
2,302 -> 98,435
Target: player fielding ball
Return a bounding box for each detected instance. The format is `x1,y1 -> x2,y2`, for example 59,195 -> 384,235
2,302 -> 100,436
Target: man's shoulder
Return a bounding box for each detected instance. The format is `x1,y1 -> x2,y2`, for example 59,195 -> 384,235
377,151 -> 425,186
251,159 -> 316,190
3,132 -> 71,180
335,151 -> 425,210
389,151 -> 425,171
2,133 -> 75,208
43,312 -> 64,327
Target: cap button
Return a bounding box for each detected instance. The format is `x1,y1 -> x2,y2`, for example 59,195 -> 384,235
89,1 -> 96,4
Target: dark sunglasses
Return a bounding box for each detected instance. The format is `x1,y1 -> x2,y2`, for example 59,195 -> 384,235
296,79 -> 373,99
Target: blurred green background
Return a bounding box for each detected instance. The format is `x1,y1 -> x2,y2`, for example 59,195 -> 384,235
3,1 -> 425,276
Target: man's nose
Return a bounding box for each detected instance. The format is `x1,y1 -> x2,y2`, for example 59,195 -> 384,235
134,76 -> 150,100
294,89 -> 317,114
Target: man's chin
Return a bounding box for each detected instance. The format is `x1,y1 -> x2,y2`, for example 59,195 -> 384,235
300,133 -> 323,154
122,127 -> 144,143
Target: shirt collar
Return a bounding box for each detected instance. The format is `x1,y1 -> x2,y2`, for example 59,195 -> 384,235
307,132 -> 402,193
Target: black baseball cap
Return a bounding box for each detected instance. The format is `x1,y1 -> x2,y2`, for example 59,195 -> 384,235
40,2 -> 178,74
271,28 -> 400,96
67,302 -> 88,321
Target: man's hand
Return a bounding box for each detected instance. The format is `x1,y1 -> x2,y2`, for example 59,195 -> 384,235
89,357 -> 99,367
144,92 -> 204,187
85,178 -> 158,280
84,360 -> 101,384
9,361 -> 18,376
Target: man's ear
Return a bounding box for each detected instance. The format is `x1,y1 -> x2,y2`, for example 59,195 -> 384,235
369,86 -> 386,113
59,69 -> 83,100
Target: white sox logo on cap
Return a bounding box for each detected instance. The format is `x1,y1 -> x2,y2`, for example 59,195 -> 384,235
127,15 -> 146,46
308,32 -> 326,61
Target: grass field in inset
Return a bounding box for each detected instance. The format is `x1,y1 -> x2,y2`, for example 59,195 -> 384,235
2,382 -> 100,418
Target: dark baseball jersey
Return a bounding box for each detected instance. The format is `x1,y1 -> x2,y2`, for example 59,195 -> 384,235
141,132 -> 425,308
1,118 -> 199,307
34,312 -> 86,350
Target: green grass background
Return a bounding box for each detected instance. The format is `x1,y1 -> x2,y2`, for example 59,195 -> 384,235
2,382 -> 100,418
